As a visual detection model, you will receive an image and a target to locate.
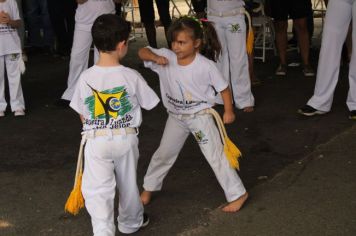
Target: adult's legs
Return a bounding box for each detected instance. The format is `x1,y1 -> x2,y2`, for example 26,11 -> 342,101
61,28 -> 92,101
156,0 -> 172,45
307,0 -> 352,112
138,0 -> 157,48
274,20 -> 288,66
293,17 -> 311,66
346,1 -> 356,111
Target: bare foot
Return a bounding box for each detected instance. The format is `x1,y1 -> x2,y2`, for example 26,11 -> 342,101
243,107 -> 254,113
222,192 -> 249,213
140,191 -> 152,205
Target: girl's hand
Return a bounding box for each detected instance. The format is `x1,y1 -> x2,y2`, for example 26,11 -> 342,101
223,110 -> 235,124
0,12 -> 10,24
154,56 -> 169,65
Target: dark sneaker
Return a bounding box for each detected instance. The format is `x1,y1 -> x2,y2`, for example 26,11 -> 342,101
349,110 -> 356,120
141,213 -> 150,228
303,64 -> 315,77
298,105 -> 327,116
275,64 -> 287,76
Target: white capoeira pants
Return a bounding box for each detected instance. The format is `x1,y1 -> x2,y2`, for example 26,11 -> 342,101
82,133 -> 144,235
208,14 -> 255,109
61,25 -> 99,101
143,113 -> 246,203
307,0 -> 356,112
0,54 -> 25,112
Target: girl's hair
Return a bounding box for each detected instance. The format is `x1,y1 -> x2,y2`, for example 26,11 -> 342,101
167,16 -> 221,62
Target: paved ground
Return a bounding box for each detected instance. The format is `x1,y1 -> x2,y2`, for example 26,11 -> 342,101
0,28 -> 355,236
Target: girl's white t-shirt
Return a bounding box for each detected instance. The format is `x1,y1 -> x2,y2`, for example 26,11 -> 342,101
207,0 -> 245,12
75,0 -> 115,32
0,0 -> 21,56
144,47 -> 228,115
70,65 -> 160,131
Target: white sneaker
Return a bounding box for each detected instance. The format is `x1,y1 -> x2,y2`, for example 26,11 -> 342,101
0,111 -> 5,117
14,110 -> 25,116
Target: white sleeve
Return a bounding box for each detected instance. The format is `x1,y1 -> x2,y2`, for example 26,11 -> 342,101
70,76 -> 85,115
134,73 -> 160,110
11,0 -> 21,21
208,62 -> 229,92
143,47 -> 174,73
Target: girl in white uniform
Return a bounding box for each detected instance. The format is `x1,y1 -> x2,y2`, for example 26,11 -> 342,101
70,15 -> 159,235
299,0 -> 356,120
61,0 -> 116,101
139,17 -> 248,213
0,0 -> 25,117
207,0 -> 254,112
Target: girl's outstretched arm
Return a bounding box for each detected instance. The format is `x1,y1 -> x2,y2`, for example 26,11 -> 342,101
220,87 -> 235,124
138,47 -> 169,65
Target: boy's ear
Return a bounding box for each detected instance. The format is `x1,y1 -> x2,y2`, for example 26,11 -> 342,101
116,40 -> 127,51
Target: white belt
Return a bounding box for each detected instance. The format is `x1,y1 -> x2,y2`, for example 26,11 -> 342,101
169,108 -> 210,120
207,7 -> 245,17
82,127 -> 138,139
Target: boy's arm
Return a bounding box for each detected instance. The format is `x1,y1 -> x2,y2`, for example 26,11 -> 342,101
76,0 -> 88,4
79,115 -> 84,123
220,87 -> 235,124
138,47 -> 168,65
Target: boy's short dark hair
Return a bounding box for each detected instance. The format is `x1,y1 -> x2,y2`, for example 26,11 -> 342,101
92,14 -> 131,52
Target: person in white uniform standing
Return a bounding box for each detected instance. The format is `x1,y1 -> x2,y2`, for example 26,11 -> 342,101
70,15 -> 160,235
0,0 -> 25,117
60,0 -> 117,104
207,0 -> 254,112
139,17 -> 248,213
298,0 -> 356,120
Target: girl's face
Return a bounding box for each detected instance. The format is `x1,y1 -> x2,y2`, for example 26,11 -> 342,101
171,30 -> 201,61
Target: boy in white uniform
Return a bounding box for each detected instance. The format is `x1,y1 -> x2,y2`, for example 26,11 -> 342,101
0,0 -> 25,117
70,14 -> 160,235
61,0 -> 116,103
207,0 -> 255,112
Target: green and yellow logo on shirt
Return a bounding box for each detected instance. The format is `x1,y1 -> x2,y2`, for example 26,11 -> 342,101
85,85 -> 132,124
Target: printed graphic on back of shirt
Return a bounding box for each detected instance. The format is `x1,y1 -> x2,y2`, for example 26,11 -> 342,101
84,84 -> 133,129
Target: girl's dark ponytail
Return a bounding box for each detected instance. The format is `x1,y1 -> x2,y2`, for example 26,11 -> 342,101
200,20 -> 221,62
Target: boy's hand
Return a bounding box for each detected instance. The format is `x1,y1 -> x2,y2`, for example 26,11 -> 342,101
76,0 -> 88,4
154,56 -> 169,65
223,110 -> 235,124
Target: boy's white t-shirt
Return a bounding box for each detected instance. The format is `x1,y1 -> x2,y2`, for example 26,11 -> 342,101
75,0 -> 115,32
0,0 -> 21,56
144,47 -> 228,115
207,0 -> 245,12
70,65 -> 160,131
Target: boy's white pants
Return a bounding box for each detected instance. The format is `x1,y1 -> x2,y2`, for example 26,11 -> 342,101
143,113 -> 246,203
307,0 -> 356,112
61,25 -> 99,101
208,14 -> 254,109
0,54 -> 25,112
82,133 -> 144,235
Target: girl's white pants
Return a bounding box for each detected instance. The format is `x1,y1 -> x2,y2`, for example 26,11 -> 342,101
0,54 -> 25,112
82,134 -> 144,235
143,113 -> 246,203
61,25 -> 99,101
208,14 -> 255,109
307,0 -> 356,112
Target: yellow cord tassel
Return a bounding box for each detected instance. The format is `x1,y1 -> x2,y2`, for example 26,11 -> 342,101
244,9 -> 254,55
64,135 -> 86,215
64,173 -> 84,215
208,109 -> 242,170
